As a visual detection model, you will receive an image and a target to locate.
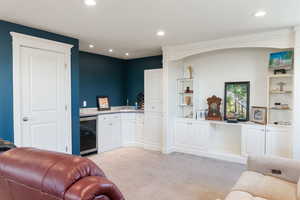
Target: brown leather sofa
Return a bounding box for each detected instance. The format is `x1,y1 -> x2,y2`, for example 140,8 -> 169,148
0,148 -> 125,200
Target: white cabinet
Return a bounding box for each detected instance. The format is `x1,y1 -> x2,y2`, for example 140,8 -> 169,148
175,120 -> 209,150
98,114 -> 121,152
135,114 -> 144,145
97,112 -> 146,153
145,69 -> 163,109
266,126 -> 293,158
144,69 -> 163,151
242,124 -> 266,157
121,113 -> 136,146
144,113 -> 163,150
242,124 -> 293,159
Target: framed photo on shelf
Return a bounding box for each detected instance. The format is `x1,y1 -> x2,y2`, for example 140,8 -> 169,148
97,96 -> 110,111
251,106 -> 267,125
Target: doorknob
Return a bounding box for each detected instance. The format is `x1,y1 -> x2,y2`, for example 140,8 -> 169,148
22,117 -> 29,122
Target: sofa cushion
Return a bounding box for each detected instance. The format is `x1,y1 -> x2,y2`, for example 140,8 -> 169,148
225,191 -> 268,200
232,171 -> 297,200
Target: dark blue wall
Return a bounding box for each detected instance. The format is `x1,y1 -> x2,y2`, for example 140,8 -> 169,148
125,56 -> 163,105
0,20 -> 80,155
79,51 -> 126,107
79,53 -> 162,107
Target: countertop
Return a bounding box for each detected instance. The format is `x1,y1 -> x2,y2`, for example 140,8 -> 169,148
80,107 -> 144,117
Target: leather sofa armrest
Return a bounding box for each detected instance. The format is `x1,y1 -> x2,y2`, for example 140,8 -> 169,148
65,176 -> 125,200
248,156 -> 300,183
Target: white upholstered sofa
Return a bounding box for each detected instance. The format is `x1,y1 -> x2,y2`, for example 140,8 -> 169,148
225,156 -> 300,200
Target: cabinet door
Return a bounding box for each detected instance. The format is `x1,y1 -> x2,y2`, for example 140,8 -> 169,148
111,119 -> 121,149
144,69 -> 163,113
144,113 -> 162,148
266,127 -> 292,158
175,121 -> 188,146
189,122 -> 209,149
122,120 -> 136,146
242,125 -> 266,157
135,122 -> 144,145
175,121 -> 209,150
99,119 -> 121,152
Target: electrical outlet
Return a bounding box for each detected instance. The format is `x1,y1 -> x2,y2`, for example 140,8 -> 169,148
83,101 -> 87,108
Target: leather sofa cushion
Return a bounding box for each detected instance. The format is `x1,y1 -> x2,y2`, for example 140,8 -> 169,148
0,148 -> 106,199
232,171 -> 297,200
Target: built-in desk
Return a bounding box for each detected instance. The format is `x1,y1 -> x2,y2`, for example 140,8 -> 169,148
174,118 -> 293,164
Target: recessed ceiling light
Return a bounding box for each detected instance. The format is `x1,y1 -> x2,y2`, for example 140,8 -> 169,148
89,44 -> 94,48
84,0 -> 96,6
108,49 -> 113,53
125,53 -> 130,56
156,30 -> 165,36
254,10 -> 267,17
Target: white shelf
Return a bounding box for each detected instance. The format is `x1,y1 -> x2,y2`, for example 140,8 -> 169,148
178,92 -> 194,95
269,90 -> 292,94
269,74 -> 293,78
269,107 -> 293,111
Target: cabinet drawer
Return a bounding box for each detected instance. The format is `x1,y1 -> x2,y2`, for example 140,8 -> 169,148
121,113 -> 136,120
98,114 -> 120,121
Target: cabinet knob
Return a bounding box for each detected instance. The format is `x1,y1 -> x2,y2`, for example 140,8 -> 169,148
23,117 -> 29,122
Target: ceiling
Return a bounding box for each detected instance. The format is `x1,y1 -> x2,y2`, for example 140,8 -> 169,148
1,0 -> 299,59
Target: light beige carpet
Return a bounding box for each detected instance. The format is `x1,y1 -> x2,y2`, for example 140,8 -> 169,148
89,148 -> 245,200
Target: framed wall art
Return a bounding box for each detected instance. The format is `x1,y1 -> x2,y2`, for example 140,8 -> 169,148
97,96 -> 110,111
224,82 -> 250,121
251,106 -> 267,125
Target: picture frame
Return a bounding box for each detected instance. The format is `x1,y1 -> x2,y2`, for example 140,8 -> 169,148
96,96 -> 110,111
251,106 -> 267,125
224,82 -> 250,121
269,51 -> 293,70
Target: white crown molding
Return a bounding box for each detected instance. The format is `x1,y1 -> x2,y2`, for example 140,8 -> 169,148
163,29 -> 294,61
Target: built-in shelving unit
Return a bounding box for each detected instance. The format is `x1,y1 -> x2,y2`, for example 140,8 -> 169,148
177,78 -> 195,118
267,73 -> 294,126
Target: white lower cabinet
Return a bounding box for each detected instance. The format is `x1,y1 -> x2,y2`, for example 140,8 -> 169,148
135,114 -> 144,146
175,120 -> 209,150
241,124 -> 266,157
121,113 -> 136,146
266,126 -> 293,158
97,113 -> 149,152
98,114 -> 121,152
143,112 -> 163,150
242,124 -> 293,159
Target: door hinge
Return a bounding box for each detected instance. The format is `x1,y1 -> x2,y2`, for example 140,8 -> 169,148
65,105 -> 68,111
65,63 -> 67,68
65,146 -> 68,152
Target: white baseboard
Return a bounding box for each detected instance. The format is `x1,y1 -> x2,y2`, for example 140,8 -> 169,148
174,145 -> 247,164
143,143 -> 162,152
122,142 -> 246,164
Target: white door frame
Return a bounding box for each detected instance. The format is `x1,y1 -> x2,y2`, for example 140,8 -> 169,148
10,32 -> 73,154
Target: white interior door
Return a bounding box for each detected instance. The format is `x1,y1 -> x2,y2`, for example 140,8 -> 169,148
19,46 -> 68,153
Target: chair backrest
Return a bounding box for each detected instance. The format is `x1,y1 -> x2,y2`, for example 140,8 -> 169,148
0,148 -> 124,200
